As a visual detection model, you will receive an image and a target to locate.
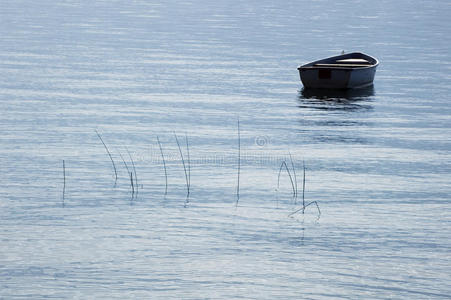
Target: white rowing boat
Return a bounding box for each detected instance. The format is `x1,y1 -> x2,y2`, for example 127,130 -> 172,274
298,52 -> 379,89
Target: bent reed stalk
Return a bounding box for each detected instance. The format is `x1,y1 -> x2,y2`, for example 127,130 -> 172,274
302,160 -> 306,212
174,132 -> 190,200
130,172 -> 135,200
236,117 -> 241,207
62,160 -> 66,207
288,200 -> 321,217
117,148 -> 135,196
287,160 -> 321,218
126,146 -> 138,197
288,152 -> 298,203
186,133 -> 191,194
95,130 -> 117,186
157,136 -> 168,196
118,150 -> 130,174
277,161 -> 296,198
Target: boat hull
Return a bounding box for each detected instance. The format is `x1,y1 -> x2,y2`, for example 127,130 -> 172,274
298,52 -> 378,89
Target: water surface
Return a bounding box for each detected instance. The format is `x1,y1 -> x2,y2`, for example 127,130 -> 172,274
1,0 -> 451,298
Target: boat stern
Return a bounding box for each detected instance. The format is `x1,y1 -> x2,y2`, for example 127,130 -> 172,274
298,67 -> 353,89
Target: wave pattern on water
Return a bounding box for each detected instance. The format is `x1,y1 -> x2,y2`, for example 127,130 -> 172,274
1,0 -> 451,298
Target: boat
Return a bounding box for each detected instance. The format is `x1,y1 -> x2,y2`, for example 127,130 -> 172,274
297,52 -> 379,89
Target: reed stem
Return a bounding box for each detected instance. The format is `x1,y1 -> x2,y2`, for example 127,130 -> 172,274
236,117 -> 241,207
185,133 -> 191,197
186,134 -> 191,206
288,201 -> 321,217
118,149 -> 134,195
130,171 -> 134,200
277,161 -> 296,198
302,160 -> 306,213
157,136 -> 168,195
118,150 -> 130,174
126,146 -> 138,197
289,152 -> 298,203
174,132 -> 190,199
287,160 -> 321,219
62,160 -> 66,207
95,130 -> 117,186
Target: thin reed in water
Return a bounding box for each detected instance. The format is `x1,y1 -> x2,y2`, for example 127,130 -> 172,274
288,200 -> 321,217
62,160 -> 66,207
126,146 -> 138,197
287,160 -> 321,219
302,160 -> 306,212
186,133 -> 191,194
174,132 -> 190,200
117,149 -> 134,196
236,117 -> 241,207
157,136 -> 168,195
130,172 -> 135,200
117,149 -> 130,174
95,130 -> 117,186
277,161 -> 296,198
288,152 -> 298,203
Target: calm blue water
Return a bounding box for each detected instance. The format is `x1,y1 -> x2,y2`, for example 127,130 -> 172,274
1,0 -> 451,298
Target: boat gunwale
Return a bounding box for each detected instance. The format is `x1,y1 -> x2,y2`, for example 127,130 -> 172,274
297,52 -> 379,71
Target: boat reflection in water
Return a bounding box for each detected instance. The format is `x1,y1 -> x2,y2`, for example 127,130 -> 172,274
298,85 -> 375,111
297,85 -> 375,144
301,85 -> 374,100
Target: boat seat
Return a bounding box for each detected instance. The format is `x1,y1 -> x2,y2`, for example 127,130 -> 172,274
313,63 -> 372,67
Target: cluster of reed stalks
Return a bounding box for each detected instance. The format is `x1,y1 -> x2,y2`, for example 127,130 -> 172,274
61,123 -> 320,219
91,130 -> 191,202
276,154 -> 321,218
